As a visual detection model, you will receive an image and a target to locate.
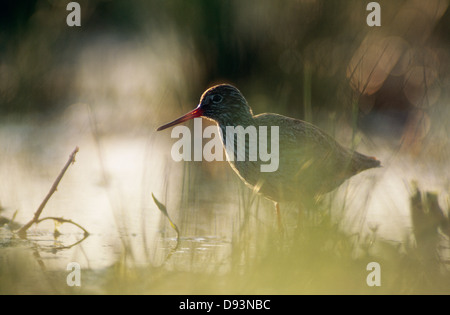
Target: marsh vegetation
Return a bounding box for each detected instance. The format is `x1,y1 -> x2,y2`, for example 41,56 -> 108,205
1,0 -> 449,294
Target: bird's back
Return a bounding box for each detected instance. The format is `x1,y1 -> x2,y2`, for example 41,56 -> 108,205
228,113 -> 380,202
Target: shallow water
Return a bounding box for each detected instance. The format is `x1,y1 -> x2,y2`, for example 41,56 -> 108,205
0,105 -> 449,293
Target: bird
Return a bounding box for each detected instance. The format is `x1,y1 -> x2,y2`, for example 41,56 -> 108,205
157,84 -> 380,225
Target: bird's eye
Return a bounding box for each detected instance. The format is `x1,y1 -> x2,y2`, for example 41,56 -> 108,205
211,94 -> 223,104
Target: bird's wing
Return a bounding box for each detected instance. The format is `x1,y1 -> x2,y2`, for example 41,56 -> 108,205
254,113 -> 353,193
254,113 -> 344,156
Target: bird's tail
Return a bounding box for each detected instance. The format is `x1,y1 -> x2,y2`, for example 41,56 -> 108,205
351,151 -> 381,173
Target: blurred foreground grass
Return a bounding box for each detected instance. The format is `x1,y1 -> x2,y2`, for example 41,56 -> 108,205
1,0 -> 449,295
99,203 -> 450,295
1,184 -> 449,295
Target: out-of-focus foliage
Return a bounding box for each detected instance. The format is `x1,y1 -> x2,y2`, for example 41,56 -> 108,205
1,0 -> 449,295
1,0 -> 448,138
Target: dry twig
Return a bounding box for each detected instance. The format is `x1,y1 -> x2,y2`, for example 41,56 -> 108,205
16,147 -> 88,238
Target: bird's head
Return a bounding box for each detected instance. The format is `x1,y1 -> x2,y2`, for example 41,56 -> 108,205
157,84 -> 252,131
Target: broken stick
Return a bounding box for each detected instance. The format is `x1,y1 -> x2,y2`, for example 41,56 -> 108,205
16,146 -> 87,238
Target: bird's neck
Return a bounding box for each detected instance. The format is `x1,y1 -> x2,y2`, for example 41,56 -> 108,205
215,111 -> 256,161
216,111 -> 253,134
215,109 -> 254,129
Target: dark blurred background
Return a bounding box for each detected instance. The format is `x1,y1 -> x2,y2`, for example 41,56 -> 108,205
1,0 -> 449,148
1,1 -> 449,295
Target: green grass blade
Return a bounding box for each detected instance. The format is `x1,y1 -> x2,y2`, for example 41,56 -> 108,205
152,193 -> 180,249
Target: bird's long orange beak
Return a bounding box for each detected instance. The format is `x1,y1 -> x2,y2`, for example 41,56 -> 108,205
156,107 -> 204,131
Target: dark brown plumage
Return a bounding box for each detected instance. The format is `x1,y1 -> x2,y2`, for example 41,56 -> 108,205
157,84 -> 380,204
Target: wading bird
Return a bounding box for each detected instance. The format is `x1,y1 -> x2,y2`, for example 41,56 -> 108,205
157,84 -> 380,226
